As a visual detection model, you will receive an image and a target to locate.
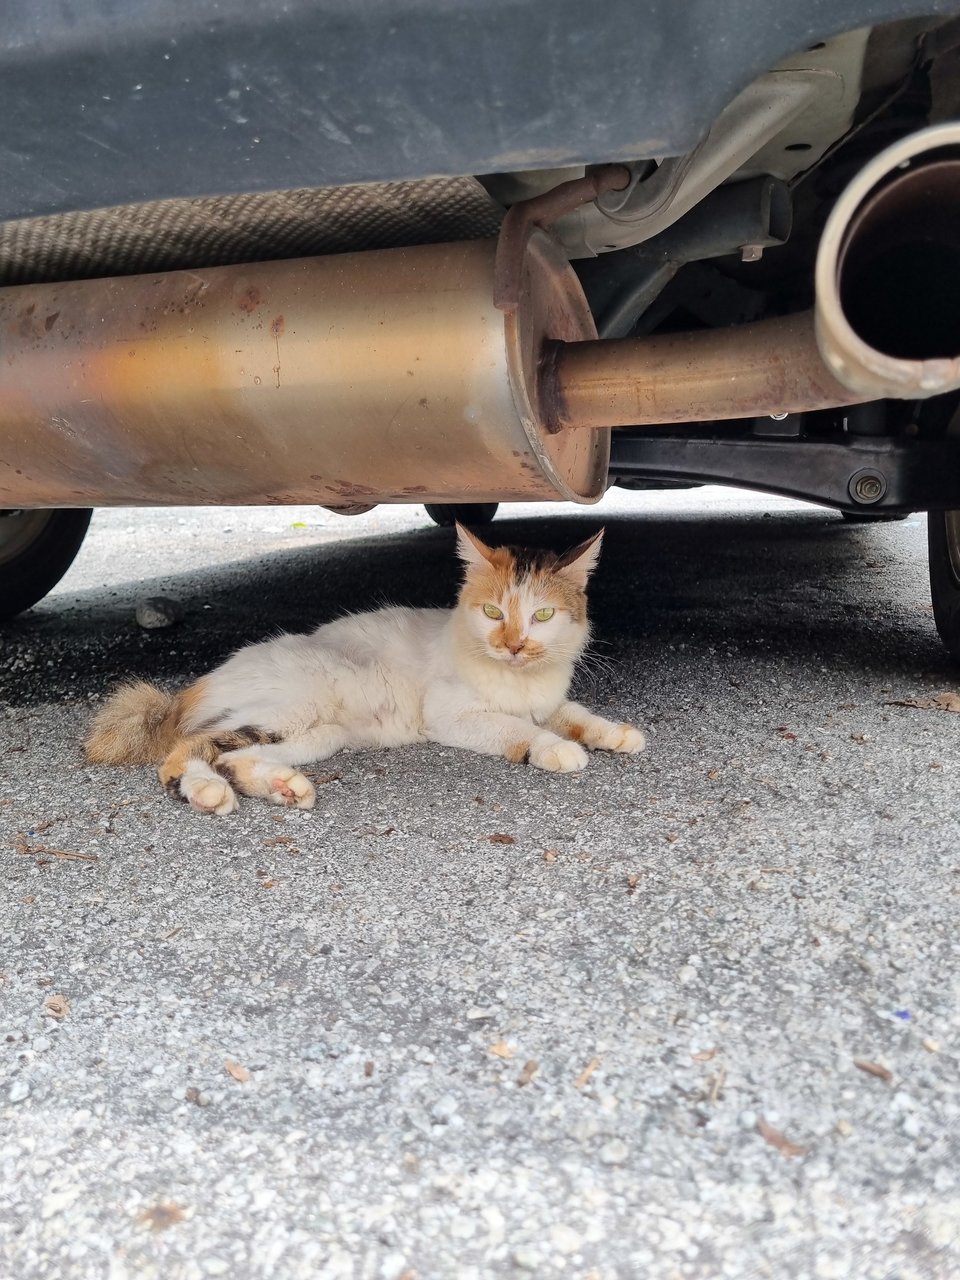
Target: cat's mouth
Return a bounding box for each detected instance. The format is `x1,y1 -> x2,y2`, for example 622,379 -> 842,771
492,649 -> 539,668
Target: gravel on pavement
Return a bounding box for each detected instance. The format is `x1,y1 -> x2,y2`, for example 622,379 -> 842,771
1,492 -> 958,1279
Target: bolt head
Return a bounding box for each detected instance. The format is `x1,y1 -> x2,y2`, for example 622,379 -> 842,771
848,468 -> 887,505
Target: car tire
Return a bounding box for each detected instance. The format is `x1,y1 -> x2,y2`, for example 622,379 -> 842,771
424,503 -> 499,528
0,508 -> 93,621
928,509 -> 960,659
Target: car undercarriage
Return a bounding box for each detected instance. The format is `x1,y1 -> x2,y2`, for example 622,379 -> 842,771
5,1 -> 960,652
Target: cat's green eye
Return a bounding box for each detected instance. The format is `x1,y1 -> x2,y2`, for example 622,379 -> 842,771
483,604 -> 504,620
533,607 -> 555,622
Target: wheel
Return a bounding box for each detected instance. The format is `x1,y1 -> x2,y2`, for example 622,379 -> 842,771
0,508 -> 93,620
424,502 -> 499,528
929,510 -> 960,658
840,510 -> 910,523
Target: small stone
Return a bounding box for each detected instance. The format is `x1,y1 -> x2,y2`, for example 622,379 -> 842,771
923,1203 -> 960,1248
599,1138 -> 629,1165
512,1247 -> 543,1271
835,1119 -> 853,1137
41,1188 -> 80,1219
902,1114 -> 922,1138
32,1037 -> 51,1053
678,965 -> 698,985
657,1218 -> 690,1252
814,1255 -> 849,1279
549,1223 -> 582,1253
301,1042 -> 327,1062
378,1252 -> 410,1280
8,1079 -> 30,1103
135,596 -> 184,630
430,1093 -> 458,1123
466,1006 -> 497,1021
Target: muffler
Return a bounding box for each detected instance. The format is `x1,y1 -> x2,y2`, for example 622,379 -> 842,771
3,126 -> 960,509
0,232 -> 608,508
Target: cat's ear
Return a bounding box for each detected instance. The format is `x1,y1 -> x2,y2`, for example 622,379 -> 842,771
455,522 -> 497,571
554,529 -> 604,589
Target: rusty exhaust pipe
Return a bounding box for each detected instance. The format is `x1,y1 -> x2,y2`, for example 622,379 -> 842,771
547,124 -> 960,430
541,312 -> 861,431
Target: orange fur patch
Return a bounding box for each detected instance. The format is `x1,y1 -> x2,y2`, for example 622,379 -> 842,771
460,551 -> 588,632
158,724 -> 277,792
554,716 -> 585,742
216,754 -> 265,796
171,678 -> 209,733
157,735 -> 220,789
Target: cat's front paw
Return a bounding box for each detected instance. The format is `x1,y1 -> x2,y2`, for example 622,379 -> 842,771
268,769 -> 316,809
599,723 -> 646,754
530,736 -> 589,773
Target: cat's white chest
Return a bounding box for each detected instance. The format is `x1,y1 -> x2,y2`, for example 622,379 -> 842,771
468,660 -> 569,721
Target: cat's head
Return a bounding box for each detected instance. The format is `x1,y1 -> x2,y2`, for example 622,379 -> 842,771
454,523 -> 602,670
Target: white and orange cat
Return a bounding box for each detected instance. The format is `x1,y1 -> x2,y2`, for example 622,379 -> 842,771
85,524 -> 645,814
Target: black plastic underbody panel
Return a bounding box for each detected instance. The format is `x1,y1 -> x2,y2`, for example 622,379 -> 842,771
4,0 -> 960,223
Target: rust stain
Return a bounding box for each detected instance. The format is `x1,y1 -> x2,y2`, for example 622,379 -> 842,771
44,311 -> 60,333
237,287 -> 261,314
330,480 -> 378,499
16,303 -> 38,340
270,315 -> 285,388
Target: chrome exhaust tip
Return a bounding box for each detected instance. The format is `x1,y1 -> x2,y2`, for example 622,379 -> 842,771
815,123 -> 960,400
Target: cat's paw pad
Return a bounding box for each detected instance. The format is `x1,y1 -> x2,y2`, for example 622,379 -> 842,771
604,723 -> 646,754
187,778 -> 238,816
268,770 -> 316,809
530,738 -> 588,773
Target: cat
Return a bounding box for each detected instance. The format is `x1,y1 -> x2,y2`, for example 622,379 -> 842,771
84,523 -> 645,815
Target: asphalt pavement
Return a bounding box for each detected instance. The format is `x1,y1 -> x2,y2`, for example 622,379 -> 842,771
2,491 -> 959,1279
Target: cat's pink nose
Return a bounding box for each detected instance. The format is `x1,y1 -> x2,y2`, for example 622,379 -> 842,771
507,640 -> 526,655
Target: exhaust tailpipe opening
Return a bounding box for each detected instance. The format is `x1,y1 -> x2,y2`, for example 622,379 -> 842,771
839,157 -> 960,361
815,123 -> 960,398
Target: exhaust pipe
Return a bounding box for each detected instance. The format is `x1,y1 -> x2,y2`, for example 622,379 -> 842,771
2,125 -> 959,509
547,124 -> 960,430
815,122 -> 960,399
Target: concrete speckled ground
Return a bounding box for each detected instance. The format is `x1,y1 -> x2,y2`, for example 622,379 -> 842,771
1,491 -> 958,1279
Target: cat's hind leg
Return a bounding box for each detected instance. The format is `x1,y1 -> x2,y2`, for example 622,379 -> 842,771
215,724 -> 349,808
158,735 -> 239,815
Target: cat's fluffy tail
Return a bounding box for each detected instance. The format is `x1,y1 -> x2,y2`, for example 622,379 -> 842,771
85,679 -> 195,765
